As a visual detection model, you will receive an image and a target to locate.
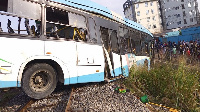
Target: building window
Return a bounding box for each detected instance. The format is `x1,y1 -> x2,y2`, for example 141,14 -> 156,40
153,25 -> 157,29
183,11 -> 186,16
188,2 -> 191,8
190,18 -> 193,22
175,6 -> 179,10
193,10 -> 196,15
184,19 -> 187,24
151,9 -> 154,14
146,10 -> 149,15
137,11 -> 140,16
138,19 -> 140,23
181,4 -> 185,9
148,25 -> 151,29
152,16 -> 156,21
150,2 -> 153,6
136,4 -> 139,9
177,21 -> 181,25
147,17 -> 150,22
189,11 -> 192,16
145,2 -> 148,7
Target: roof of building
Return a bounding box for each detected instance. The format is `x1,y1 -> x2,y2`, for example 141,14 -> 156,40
51,0 -> 153,37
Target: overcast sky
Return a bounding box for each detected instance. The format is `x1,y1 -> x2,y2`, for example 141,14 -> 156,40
90,0 -> 127,17
91,0 -> 200,17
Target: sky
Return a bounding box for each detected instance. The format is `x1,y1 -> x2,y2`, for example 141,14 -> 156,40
90,0 -> 127,17
91,0 -> 200,17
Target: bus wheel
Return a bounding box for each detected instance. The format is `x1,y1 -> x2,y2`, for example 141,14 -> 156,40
22,63 -> 57,99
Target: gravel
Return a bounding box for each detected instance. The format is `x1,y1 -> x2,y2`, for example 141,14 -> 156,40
70,82 -> 151,112
0,81 -> 171,112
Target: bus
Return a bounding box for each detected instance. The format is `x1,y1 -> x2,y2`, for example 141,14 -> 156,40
0,0 -> 153,99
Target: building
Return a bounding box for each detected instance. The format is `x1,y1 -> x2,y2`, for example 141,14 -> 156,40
160,0 -> 199,30
123,0 -> 163,34
123,0 -> 200,34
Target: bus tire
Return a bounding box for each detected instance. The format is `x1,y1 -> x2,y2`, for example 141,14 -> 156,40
22,63 -> 57,99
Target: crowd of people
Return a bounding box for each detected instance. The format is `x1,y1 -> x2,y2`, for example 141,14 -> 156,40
153,39 -> 200,62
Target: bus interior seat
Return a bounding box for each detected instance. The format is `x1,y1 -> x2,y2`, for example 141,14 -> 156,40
7,19 -> 15,33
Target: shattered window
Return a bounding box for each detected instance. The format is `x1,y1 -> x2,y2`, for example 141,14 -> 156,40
0,14 -> 41,36
110,30 -> 119,53
46,7 -> 88,42
46,7 -> 69,25
0,0 -> 41,36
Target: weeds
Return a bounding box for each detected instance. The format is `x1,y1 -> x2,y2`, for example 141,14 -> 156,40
124,57 -> 200,111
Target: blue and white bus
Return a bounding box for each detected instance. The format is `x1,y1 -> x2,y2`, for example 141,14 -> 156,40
0,0 -> 153,99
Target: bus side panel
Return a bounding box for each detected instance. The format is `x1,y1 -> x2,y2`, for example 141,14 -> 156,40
44,40 -> 77,85
76,43 -> 105,83
111,53 -> 122,77
0,37 -> 44,88
121,54 -> 129,77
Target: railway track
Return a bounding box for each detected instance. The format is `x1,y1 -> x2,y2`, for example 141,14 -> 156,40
1,82 -> 172,112
15,86 -> 73,112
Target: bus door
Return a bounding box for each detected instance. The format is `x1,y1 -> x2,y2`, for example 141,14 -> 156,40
100,27 -> 115,79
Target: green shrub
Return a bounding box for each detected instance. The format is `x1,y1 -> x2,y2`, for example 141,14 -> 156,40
125,59 -> 200,111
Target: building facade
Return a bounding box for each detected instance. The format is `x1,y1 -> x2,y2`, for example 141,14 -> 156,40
123,0 -> 200,34
123,0 -> 163,34
160,0 -> 199,30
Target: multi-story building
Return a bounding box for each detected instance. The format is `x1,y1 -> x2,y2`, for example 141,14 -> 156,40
123,0 -> 200,34
160,0 -> 199,30
123,0 -> 163,34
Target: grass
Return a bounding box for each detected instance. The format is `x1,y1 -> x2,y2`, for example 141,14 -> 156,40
124,57 -> 200,111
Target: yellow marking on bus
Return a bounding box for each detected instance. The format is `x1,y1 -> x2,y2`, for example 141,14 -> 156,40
0,67 -> 10,72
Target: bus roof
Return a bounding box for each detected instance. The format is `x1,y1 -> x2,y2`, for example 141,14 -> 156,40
51,0 -> 153,37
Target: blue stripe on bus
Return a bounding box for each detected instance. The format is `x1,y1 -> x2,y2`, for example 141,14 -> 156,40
65,65 -> 129,85
0,81 -> 17,88
64,71 -> 104,84
112,67 -> 122,77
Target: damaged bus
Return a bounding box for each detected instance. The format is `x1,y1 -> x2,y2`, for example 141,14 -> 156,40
0,0 -> 153,99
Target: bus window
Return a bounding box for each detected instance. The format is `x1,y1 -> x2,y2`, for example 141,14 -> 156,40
100,27 -> 109,50
46,7 -> 69,25
0,14 -> 41,36
118,27 -> 129,54
88,17 -> 98,44
110,30 -> 119,53
68,12 -> 86,29
73,28 -> 88,41
46,7 -> 88,41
